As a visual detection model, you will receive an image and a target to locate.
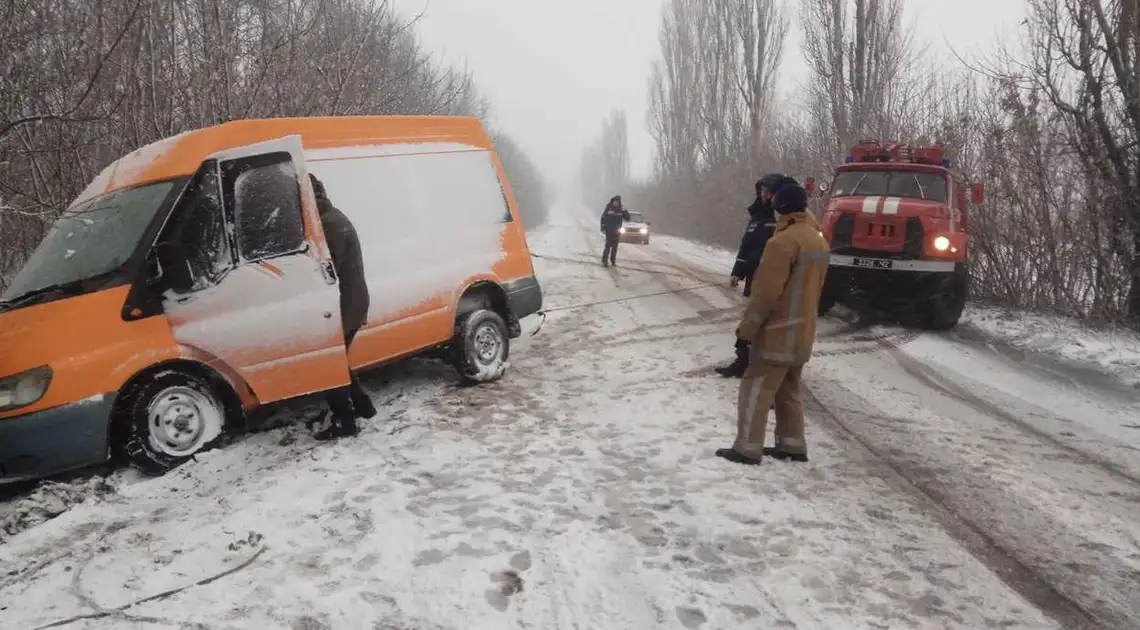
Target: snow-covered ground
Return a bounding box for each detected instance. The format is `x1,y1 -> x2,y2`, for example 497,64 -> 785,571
960,306 -> 1140,387
2,203 -> 1140,629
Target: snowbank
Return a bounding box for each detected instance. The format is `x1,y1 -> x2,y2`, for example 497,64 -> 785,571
0,477 -> 118,543
961,305 -> 1140,386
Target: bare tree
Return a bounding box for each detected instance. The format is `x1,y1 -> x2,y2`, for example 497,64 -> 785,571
800,0 -> 916,155
1015,0 -> 1140,322
0,0 -> 496,291
576,110 -> 631,207
491,131 -> 550,230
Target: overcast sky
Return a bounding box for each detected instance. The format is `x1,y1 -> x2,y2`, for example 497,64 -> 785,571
393,0 -> 1027,196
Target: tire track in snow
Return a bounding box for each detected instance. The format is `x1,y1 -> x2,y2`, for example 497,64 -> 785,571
887,346 -> 1140,488
801,385 -> 1104,630
806,340 -> 1140,630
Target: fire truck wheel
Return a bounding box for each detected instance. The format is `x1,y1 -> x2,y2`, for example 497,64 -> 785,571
818,281 -> 838,316
818,291 -> 837,317
920,267 -> 968,330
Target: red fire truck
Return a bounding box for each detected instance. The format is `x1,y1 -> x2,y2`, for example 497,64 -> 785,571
811,141 -> 984,329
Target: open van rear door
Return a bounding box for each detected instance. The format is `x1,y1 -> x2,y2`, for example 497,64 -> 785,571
162,134 -> 351,404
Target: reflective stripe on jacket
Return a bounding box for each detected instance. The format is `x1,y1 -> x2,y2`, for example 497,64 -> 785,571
738,211 -> 830,365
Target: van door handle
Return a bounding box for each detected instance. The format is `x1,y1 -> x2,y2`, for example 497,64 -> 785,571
320,261 -> 337,285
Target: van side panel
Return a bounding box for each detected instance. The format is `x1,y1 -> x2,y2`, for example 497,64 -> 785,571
305,144 -> 516,370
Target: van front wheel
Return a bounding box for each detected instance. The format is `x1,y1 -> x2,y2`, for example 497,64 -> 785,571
452,309 -> 510,385
121,371 -> 228,475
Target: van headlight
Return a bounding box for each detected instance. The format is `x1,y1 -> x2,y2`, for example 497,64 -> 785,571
934,236 -> 950,251
0,366 -> 53,412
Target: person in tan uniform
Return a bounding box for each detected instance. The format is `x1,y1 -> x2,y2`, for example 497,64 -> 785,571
716,178 -> 830,466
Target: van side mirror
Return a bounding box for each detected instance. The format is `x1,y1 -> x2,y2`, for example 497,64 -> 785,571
971,182 -> 984,205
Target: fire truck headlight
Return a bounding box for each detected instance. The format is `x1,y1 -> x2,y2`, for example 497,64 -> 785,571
934,236 -> 951,251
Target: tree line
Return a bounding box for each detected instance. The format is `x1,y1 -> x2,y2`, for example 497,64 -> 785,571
0,0 -> 549,292
581,0 -> 1140,327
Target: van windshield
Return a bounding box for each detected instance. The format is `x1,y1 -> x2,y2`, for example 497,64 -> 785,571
1,181 -> 176,304
830,170 -> 948,202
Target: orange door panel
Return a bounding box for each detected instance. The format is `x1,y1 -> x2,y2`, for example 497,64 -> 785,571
164,135 -> 350,404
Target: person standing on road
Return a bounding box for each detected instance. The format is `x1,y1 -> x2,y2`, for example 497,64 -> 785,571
309,174 -> 378,441
716,178 -> 830,466
714,173 -> 784,378
600,195 -> 631,267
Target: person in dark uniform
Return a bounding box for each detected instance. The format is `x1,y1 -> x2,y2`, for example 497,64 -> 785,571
600,195 -> 631,267
309,174 -> 378,441
715,173 -> 785,378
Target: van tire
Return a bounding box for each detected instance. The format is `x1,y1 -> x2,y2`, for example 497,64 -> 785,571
452,309 -> 510,385
120,371 -> 228,476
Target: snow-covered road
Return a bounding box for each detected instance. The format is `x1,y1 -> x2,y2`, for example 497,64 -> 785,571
2,204 -> 1139,630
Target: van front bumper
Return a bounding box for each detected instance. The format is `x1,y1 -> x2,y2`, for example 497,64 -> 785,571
0,395 -> 112,484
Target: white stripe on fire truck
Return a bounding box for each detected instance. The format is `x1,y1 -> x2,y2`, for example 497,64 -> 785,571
861,196 -> 881,213
881,197 -> 901,215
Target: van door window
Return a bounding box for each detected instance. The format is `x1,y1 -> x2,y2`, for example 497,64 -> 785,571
159,163 -> 233,294
221,153 -> 307,262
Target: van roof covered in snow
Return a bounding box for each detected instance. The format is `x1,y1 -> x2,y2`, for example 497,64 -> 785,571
73,116 -> 494,207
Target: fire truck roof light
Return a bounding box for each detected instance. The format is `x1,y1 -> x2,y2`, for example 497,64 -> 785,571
942,158 -> 952,168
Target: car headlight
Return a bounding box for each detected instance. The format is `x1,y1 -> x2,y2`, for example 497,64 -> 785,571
618,227 -> 625,233
934,236 -> 950,251
0,366 -> 53,412
639,228 -> 647,233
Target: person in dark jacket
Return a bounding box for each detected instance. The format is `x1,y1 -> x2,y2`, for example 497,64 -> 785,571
600,195 -> 631,267
715,173 -> 785,378
309,174 -> 377,441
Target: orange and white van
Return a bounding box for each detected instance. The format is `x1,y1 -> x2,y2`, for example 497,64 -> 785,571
0,116 -> 542,482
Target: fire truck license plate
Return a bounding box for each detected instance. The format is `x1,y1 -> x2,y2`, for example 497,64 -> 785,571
852,257 -> 893,269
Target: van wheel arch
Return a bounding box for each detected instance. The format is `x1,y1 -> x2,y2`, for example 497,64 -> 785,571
455,281 -> 509,321
109,360 -> 246,467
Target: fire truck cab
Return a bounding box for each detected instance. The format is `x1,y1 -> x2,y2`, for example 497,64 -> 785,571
815,141 -> 983,329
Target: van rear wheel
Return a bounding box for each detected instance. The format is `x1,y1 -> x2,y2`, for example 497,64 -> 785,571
120,371 -> 228,475
452,309 -> 510,385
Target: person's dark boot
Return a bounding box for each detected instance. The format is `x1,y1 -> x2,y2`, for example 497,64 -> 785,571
350,381 -> 377,420
714,356 -> 748,378
313,413 -> 359,441
315,387 -> 360,441
762,447 -> 808,462
715,448 -> 762,466
338,415 -> 360,438
310,411 -> 338,441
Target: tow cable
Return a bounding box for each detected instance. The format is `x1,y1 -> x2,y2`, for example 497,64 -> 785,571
529,281 -> 722,337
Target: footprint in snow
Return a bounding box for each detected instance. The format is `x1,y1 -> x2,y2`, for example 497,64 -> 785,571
484,570 -> 525,611
485,552 -> 531,611
676,606 -> 707,628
